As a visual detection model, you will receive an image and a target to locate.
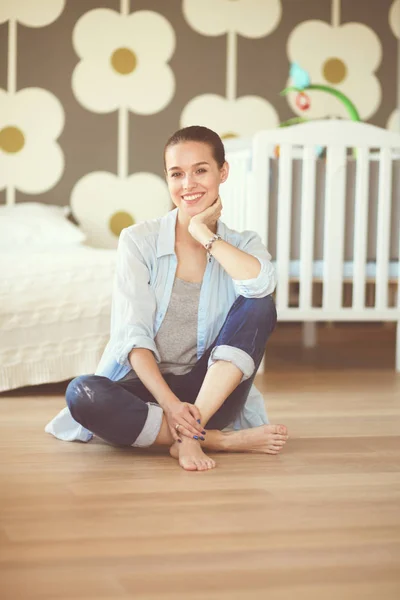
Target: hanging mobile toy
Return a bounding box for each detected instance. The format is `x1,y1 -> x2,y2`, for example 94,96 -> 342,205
281,63 -> 361,122
295,91 -> 311,111
276,63 -> 361,157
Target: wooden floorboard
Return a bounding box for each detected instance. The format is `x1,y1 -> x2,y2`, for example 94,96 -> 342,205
0,324 -> 399,599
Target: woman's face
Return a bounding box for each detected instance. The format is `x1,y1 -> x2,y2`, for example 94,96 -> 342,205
165,141 -> 228,218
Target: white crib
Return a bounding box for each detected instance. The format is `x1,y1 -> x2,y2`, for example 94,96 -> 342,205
221,120 -> 400,370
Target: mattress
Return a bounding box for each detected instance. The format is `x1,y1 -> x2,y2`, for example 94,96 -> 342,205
0,245 -> 116,392
273,260 -> 399,281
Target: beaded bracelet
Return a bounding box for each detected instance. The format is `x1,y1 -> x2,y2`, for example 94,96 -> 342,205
204,234 -> 222,262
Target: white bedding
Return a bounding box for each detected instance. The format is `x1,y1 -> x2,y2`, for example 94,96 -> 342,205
0,245 -> 116,392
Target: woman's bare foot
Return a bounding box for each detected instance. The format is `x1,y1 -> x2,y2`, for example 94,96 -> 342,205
224,424 -> 289,454
169,437 -> 216,471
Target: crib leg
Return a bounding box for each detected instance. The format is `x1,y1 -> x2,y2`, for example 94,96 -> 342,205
396,322 -> 400,373
302,322 -> 317,348
257,353 -> 266,374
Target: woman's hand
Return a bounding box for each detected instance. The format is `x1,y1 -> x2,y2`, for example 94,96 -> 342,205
164,399 -> 205,443
188,196 -> 222,244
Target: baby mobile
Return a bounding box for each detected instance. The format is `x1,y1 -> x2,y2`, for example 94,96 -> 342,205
276,63 -> 362,157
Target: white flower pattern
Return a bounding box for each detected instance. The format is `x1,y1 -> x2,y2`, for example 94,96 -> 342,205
286,21 -> 382,120
72,9 -> 175,114
0,0 -> 65,27
183,0 -> 281,37
71,172 -> 171,248
387,109 -> 399,133
181,95 -> 279,139
0,88 -> 64,194
389,0 -> 400,39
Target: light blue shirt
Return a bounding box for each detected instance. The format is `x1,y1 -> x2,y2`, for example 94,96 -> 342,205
45,208 -> 276,443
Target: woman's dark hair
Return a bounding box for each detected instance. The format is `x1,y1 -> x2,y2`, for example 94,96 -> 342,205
164,125 -> 226,170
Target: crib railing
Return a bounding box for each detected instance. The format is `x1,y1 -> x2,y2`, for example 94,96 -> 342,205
222,119 -> 400,369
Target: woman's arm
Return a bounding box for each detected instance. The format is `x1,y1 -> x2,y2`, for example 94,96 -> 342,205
189,197 -> 261,280
188,198 -> 276,298
129,348 -> 204,440
194,225 -> 261,280
112,230 -> 203,440
128,348 -> 178,411
111,229 -> 160,366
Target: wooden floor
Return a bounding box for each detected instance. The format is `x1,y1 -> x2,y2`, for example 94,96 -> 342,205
0,324 -> 399,599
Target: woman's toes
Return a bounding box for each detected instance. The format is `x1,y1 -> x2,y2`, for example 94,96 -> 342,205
182,460 -> 197,471
273,439 -> 286,447
277,425 -> 288,435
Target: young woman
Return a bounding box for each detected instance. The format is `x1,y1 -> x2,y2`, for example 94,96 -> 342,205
59,126 -> 288,471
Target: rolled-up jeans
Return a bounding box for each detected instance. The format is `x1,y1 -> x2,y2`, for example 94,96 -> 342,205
66,294 -> 277,447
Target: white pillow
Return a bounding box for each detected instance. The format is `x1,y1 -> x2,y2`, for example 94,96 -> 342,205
0,202 -> 86,248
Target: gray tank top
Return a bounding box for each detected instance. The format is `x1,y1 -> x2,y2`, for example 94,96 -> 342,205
121,277 -> 201,381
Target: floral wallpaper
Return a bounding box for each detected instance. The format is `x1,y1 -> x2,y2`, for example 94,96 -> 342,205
0,0 -> 398,247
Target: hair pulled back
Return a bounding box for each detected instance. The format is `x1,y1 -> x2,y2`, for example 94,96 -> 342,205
164,125 -> 225,169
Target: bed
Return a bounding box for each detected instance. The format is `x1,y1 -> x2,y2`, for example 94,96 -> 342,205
0,203 -> 116,392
